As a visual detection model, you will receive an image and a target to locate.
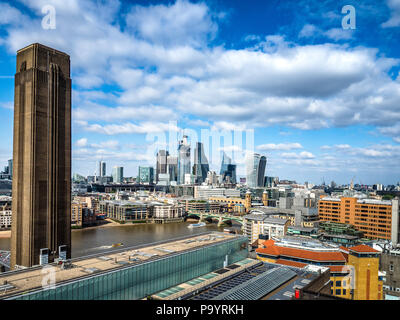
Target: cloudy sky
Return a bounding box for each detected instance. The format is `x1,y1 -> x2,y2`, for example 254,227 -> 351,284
0,0 -> 400,185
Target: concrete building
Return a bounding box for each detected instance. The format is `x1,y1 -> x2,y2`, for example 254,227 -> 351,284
380,249 -> 400,299
205,171 -> 218,185
194,186 -> 240,199
99,200 -> 147,222
184,200 -> 222,214
244,214 -> 290,244
71,202 -> 96,228
0,210 -> 12,229
11,43 -> 71,268
149,203 -> 185,219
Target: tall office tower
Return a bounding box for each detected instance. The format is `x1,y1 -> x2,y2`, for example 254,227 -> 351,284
8,159 -> 13,179
156,150 -> 169,182
245,153 -> 267,188
112,166 -> 124,183
101,161 -> 106,177
167,156 -> 178,182
220,152 -> 236,184
193,142 -> 209,184
220,152 -> 231,175
97,161 -> 106,177
11,43 -> 71,268
177,135 -> 191,185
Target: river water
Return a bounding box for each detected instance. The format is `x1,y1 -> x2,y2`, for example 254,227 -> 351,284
0,221 -> 226,258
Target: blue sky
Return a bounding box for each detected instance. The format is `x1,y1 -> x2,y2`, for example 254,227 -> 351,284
0,0 -> 400,185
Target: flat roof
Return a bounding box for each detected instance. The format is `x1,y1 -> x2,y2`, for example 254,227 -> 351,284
0,232 -> 242,299
187,262 -> 324,301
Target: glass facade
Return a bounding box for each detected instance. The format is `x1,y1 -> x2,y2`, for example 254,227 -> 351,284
13,236 -> 248,300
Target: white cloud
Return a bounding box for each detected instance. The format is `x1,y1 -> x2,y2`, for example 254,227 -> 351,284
125,0 -> 218,48
83,121 -> 179,135
324,28 -> 353,41
382,0 -> 400,28
75,138 -> 88,147
298,24 -> 318,38
280,151 -> 315,159
257,143 -> 303,151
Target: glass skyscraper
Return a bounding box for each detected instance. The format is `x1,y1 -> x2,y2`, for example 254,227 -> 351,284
193,142 -> 209,184
177,135 -> 191,185
156,150 -> 169,182
245,153 -> 267,188
220,152 -> 236,184
112,166 -> 124,183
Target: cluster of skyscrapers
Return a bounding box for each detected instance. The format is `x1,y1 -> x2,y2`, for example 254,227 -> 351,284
155,135 -> 245,186
90,135 -> 268,188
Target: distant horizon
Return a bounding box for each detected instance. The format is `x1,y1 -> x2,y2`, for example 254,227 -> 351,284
1,1 -> 400,186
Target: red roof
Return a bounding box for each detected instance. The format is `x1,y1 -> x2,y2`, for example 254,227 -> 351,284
274,259 -> 347,273
256,245 -> 347,262
263,239 -> 275,247
256,246 -> 280,256
275,259 -> 307,268
349,244 -> 379,253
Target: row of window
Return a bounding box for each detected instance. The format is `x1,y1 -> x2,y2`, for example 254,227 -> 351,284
332,289 -> 347,296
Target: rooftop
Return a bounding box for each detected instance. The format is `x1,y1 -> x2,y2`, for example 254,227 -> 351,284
0,232 -> 241,299
349,244 -> 380,253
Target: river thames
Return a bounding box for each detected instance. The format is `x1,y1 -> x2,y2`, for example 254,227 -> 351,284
0,221 -> 228,258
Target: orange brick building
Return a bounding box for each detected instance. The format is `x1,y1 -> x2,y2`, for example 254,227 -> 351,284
318,197 -> 396,240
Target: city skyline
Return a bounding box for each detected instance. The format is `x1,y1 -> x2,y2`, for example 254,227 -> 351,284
0,1 -> 400,185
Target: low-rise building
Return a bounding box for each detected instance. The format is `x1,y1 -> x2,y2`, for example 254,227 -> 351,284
71,202 -> 96,228
380,249 -> 400,299
244,214 -> 290,244
0,209 -> 12,229
99,200 -> 148,222
255,237 -> 384,300
150,203 -> 185,219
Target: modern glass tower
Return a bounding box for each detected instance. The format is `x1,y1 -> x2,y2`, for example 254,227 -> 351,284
220,152 -> 236,184
167,156 -> 178,182
177,135 -> 191,185
245,153 -> 267,188
112,166 -> 124,183
156,150 -> 169,182
193,142 -> 209,184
